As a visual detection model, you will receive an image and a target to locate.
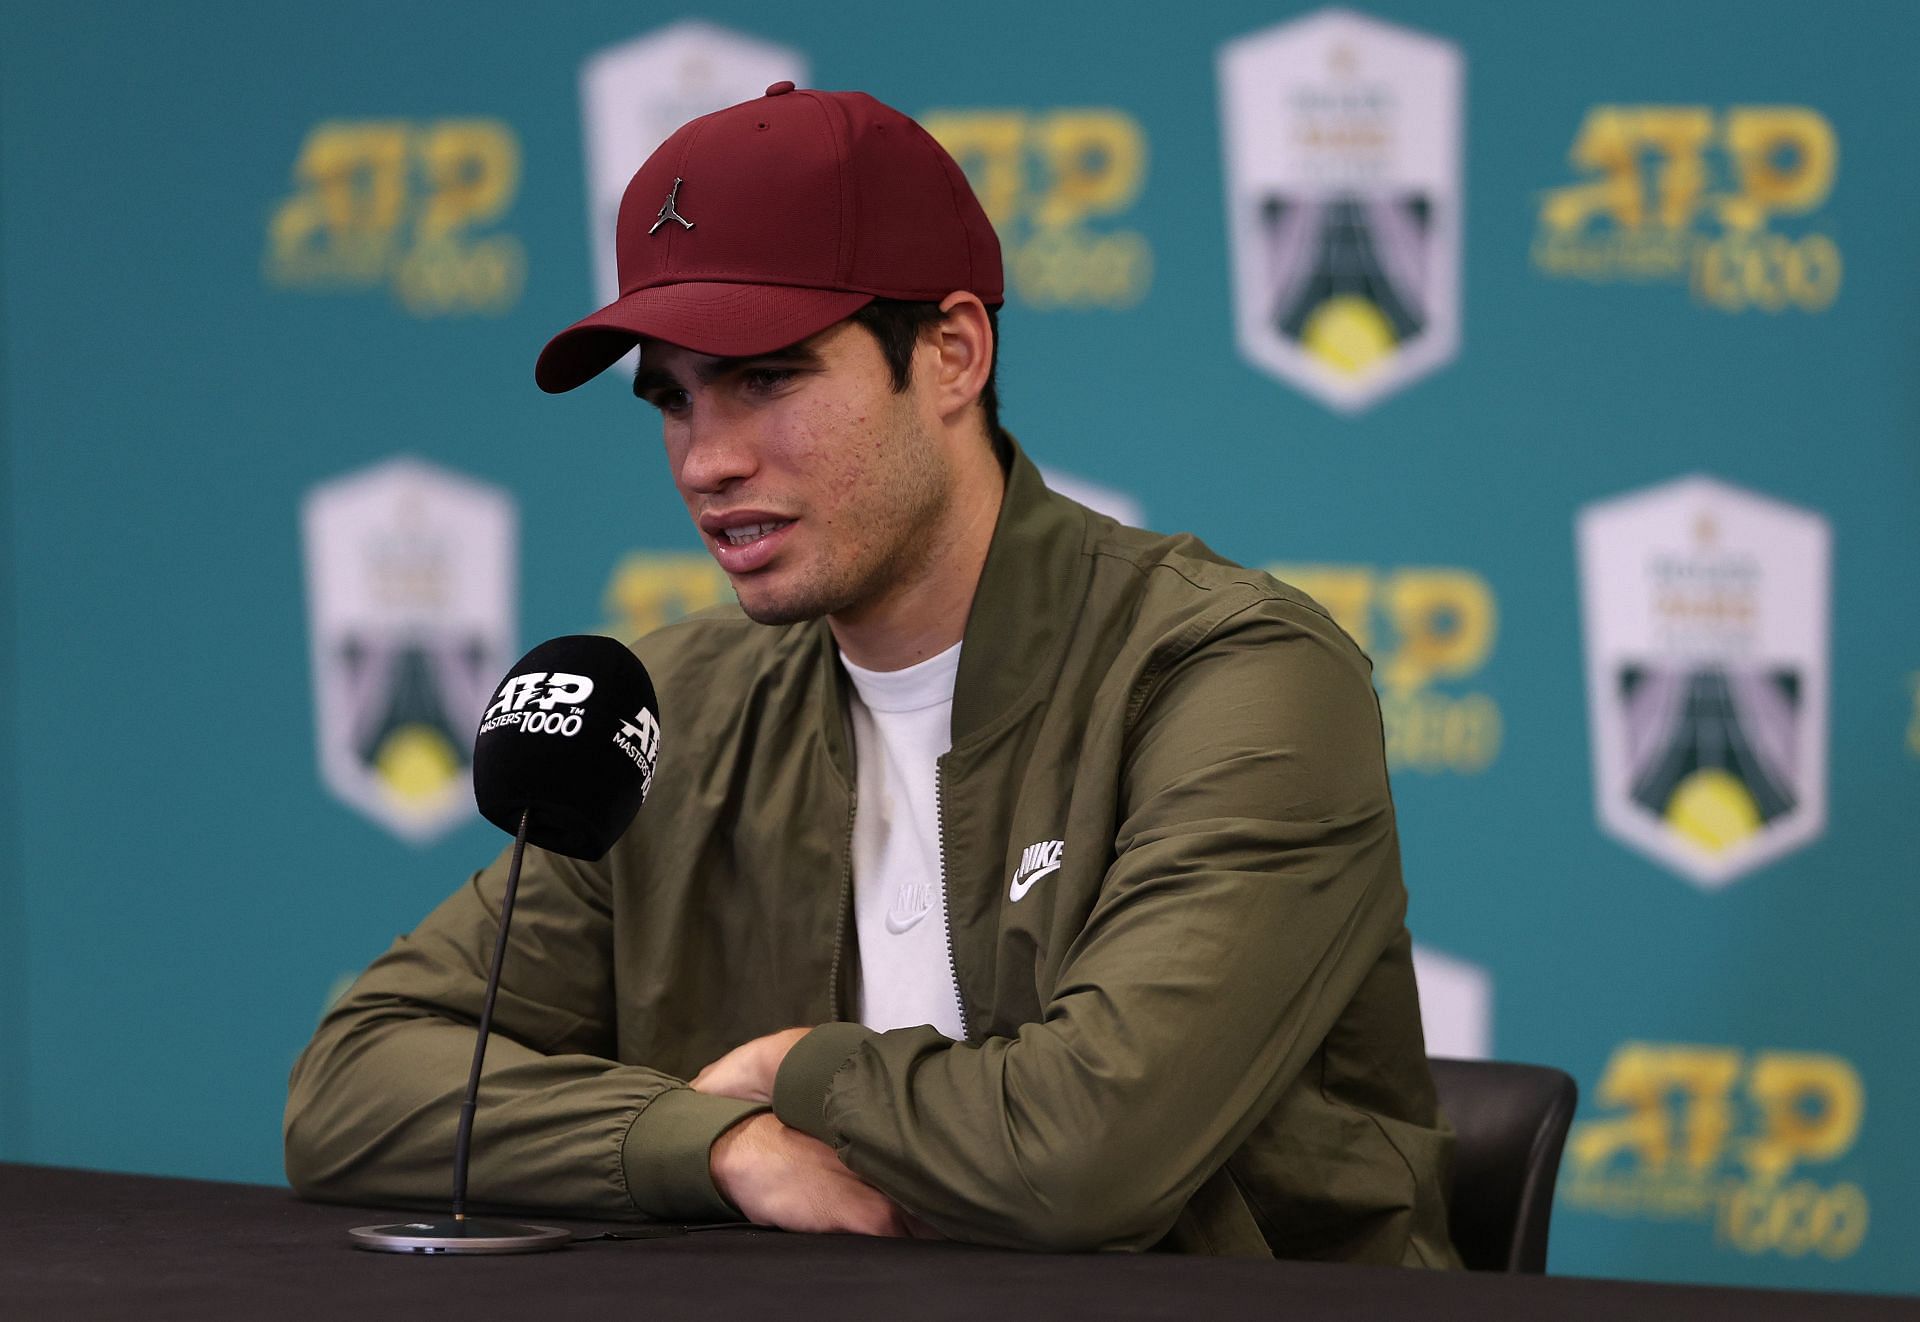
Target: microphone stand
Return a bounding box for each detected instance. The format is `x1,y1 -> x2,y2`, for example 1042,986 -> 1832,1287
350,808 -> 571,1254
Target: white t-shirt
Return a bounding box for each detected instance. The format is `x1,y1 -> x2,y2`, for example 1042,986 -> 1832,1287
841,641 -> 965,1039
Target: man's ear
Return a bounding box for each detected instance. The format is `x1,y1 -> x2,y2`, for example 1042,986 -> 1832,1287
926,292 -> 993,426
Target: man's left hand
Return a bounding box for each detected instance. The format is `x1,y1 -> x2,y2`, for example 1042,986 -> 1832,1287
690,1027 -> 813,1103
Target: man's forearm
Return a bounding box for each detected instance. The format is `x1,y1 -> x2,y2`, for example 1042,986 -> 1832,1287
286,836 -> 770,1221
286,992 -> 763,1220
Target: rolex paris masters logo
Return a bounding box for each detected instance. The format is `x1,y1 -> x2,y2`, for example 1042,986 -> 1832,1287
1217,8 -> 1464,413
302,458 -> 516,845
1577,476 -> 1831,888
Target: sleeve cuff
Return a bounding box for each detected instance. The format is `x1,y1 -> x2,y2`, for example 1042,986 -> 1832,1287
772,1021 -> 878,1141
620,1087 -> 768,1222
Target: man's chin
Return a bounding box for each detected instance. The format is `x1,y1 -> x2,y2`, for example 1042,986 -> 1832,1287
731,581 -> 836,627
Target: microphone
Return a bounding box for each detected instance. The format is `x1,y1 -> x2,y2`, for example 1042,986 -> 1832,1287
350,635 -> 661,1255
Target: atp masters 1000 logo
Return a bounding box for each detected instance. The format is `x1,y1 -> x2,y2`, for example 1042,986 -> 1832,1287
266,119 -> 525,316
1266,564 -> 1499,774
1534,106 -> 1840,314
1563,1043 -> 1868,1261
922,108 -> 1152,310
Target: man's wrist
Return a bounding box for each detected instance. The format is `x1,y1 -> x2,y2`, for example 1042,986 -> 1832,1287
621,1088 -> 767,1222
707,1110 -> 775,1216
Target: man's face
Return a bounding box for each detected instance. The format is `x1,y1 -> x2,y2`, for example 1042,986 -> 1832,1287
635,319 -> 953,628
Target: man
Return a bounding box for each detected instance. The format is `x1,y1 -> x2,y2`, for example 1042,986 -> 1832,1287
286,84 -> 1459,1264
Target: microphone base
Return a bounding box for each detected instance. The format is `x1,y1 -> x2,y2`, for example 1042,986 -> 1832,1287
349,1216 -> 572,1254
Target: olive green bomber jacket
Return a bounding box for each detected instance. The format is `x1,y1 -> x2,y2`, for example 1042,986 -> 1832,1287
284,444 -> 1459,1265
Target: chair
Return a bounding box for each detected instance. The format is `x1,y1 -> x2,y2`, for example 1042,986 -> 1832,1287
1427,1057 -> 1579,1273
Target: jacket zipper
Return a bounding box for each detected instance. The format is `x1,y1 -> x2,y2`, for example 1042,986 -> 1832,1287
934,761 -> 971,1041
826,798 -> 856,1021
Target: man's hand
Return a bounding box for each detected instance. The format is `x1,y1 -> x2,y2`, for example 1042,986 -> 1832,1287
709,1112 -> 916,1237
689,1027 -> 811,1104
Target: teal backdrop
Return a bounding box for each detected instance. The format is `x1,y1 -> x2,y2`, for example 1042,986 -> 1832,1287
3,0 -> 1916,1295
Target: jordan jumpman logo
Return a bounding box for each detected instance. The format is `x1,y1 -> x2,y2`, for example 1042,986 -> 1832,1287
650,178 -> 695,234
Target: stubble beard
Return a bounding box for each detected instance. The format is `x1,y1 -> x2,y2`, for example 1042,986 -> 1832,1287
730,418 -> 954,628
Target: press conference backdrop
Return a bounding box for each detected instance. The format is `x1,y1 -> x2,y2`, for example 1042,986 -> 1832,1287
2,0 -> 1915,1294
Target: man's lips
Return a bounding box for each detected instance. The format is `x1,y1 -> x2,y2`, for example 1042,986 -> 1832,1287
700,512 -> 797,574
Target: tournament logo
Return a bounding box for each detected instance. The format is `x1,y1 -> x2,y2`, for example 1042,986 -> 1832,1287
1264,563 -> 1500,774
479,672 -> 595,735
580,22 -> 807,328
1410,944 -> 1492,1060
303,458 -> 517,843
265,119 -> 524,316
1218,9 -> 1464,413
921,108 -> 1152,309
613,707 -> 661,799
1578,476 -> 1831,887
1562,1042 -> 1868,1261
1534,106 -> 1840,314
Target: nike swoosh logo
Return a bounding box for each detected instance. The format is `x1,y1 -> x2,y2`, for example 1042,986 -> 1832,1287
1008,862 -> 1061,902
884,907 -> 931,934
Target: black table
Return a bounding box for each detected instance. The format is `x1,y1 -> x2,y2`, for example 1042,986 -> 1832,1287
2,1164 -> 1913,1321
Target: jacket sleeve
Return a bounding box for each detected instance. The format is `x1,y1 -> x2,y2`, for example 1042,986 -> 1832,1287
770,600 -> 1408,1250
283,842 -> 764,1220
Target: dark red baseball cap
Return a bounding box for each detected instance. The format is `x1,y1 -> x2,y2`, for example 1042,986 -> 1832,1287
536,83 -> 1004,394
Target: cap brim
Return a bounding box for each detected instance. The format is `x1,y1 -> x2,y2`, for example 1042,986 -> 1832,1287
535,283 -> 877,393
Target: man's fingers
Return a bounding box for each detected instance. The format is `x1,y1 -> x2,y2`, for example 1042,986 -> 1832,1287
689,1051 -> 755,1098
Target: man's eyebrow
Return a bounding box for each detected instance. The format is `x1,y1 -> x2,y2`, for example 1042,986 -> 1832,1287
632,363 -> 679,399
631,340 -> 826,399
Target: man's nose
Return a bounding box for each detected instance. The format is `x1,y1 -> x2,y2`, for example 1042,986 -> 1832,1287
676,412 -> 759,494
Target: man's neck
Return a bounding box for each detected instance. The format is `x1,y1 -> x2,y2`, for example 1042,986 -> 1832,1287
829,442 -> 1006,673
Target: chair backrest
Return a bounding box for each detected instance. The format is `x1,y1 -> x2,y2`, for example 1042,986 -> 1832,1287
1427,1057 -> 1579,1273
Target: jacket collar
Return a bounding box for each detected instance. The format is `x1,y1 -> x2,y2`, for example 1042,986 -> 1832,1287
950,437 -> 1092,745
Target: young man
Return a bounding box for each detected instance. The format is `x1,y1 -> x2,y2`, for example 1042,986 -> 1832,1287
286,85 -> 1459,1264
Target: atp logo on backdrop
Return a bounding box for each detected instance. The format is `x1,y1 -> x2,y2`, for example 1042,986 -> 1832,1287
921,109 -> 1153,309
1562,1042 -> 1869,1261
1218,9 -> 1464,413
1578,477 -> 1831,887
266,120 -> 525,316
1534,106 -> 1841,313
1265,564 -> 1500,774
303,458 -> 517,843
580,23 -> 807,330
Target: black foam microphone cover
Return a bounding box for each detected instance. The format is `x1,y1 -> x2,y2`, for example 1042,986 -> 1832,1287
472,635 -> 660,860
